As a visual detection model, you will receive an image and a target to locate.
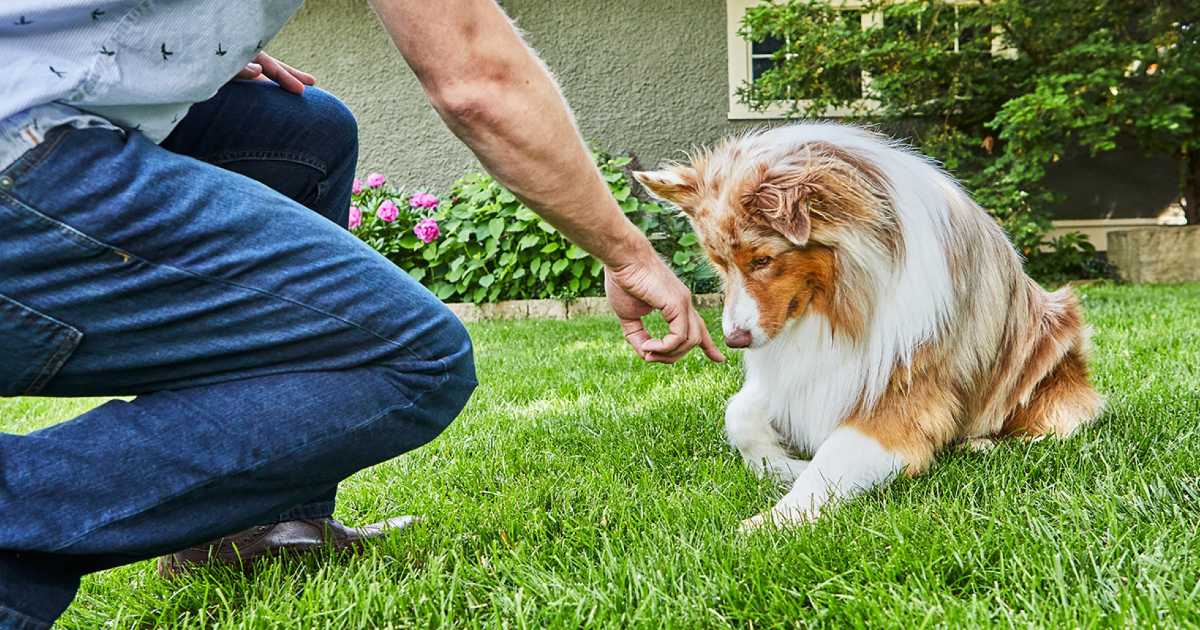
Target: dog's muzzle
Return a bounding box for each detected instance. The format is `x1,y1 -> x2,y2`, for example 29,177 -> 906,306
724,328 -> 752,348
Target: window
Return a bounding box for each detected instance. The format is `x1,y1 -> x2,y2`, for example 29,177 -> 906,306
726,0 -> 1011,120
727,0 -> 880,119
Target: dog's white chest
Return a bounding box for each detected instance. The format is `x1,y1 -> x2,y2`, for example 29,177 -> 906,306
743,318 -> 873,455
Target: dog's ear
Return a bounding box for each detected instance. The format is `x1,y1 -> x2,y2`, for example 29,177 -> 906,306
739,162 -> 813,246
633,167 -> 699,210
740,145 -> 887,247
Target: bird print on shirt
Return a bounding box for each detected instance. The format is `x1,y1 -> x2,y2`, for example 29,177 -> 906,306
91,9 -> 106,21
216,43 -> 227,56
100,46 -> 116,56
49,66 -> 66,78
14,16 -> 33,26
161,43 -> 174,61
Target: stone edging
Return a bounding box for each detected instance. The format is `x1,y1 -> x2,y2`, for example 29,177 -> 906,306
446,293 -> 723,323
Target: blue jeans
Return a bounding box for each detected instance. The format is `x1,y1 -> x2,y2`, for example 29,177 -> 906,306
0,82 -> 476,629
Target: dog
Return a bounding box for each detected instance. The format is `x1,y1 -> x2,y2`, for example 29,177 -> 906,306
634,123 -> 1104,530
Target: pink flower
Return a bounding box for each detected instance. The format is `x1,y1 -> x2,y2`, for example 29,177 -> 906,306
376,199 -> 399,222
351,178 -> 363,195
348,205 -> 362,230
414,217 -> 440,244
366,172 -> 386,189
410,192 -> 439,209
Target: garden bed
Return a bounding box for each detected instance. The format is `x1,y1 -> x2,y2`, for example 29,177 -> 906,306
446,293 -> 723,322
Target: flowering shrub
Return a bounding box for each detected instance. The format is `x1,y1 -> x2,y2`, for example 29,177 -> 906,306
348,151 -> 714,303
348,172 -> 443,261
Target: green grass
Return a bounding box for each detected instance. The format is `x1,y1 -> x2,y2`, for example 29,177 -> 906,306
5,283 -> 1200,628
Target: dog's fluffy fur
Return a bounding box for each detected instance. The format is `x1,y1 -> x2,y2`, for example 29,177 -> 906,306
635,123 -> 1104,530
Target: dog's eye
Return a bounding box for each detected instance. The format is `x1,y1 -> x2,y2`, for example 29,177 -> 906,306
749,256 -> 773,271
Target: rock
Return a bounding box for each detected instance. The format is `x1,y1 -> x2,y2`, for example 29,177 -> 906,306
566,297 -> 611,319
525,299 -> 568,320
1107,226 -> 1200,284
477,301 -> 529,320
446,302 -> 482,323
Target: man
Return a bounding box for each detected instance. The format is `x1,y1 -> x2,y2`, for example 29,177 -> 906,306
0,1 -> 724,627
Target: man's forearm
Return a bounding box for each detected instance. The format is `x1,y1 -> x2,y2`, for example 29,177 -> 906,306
369,0 -> 656,268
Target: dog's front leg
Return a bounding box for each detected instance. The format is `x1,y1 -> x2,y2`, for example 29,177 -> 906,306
741,425 -> 905,531
725,385 -> 808,484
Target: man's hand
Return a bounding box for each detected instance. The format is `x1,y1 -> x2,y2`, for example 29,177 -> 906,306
605,257 -> 724,364
236,52 -> 315,95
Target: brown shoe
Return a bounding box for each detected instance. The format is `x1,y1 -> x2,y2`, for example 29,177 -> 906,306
156,516 -> 418,577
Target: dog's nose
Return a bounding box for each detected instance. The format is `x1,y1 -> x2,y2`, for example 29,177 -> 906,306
724,328 -> 752,348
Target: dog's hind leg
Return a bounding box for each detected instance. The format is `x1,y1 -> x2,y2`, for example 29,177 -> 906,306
1002,344 -> 1104,440
726,386 -> 808,484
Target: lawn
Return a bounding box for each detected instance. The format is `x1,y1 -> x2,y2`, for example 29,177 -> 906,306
4,283 -> 1200,628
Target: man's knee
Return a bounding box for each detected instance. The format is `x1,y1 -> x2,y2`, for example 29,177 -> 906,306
373,296 -> 476,442
303,87 -> 359,165
424,306 -> 477,424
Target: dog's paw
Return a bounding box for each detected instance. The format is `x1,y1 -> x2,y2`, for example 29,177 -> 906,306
746,456 -> 810,485
762,457 -> 809,484
739,512 -> 770,533
738,505 -> 819,533
960,437 -> 997,452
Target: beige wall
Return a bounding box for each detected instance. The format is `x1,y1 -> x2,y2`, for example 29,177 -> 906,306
269,0 -> 742,192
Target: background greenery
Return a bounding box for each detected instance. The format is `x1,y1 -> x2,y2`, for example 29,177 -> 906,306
738,0 -> 1196,283
6,283 -> 1200,628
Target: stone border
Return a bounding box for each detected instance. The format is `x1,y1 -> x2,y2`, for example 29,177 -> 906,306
447,293 -> 723,323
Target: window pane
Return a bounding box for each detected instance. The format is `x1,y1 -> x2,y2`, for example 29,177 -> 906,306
751,57 -> 778,81
751,34 -> 785,56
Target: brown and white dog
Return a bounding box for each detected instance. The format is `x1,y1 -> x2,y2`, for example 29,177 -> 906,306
634,124 -> 1104,530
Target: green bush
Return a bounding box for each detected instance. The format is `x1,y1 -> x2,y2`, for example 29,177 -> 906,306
350,151 -> 714,303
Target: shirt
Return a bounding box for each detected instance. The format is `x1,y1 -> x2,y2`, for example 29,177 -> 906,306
0,0 -> 303,171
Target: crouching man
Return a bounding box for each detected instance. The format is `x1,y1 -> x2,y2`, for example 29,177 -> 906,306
0,1 -> 723,627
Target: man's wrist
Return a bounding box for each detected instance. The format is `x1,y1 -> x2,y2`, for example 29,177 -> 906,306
600,223 -> 660,271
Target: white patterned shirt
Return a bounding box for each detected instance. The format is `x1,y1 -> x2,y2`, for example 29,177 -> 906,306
0,0 -> 303,170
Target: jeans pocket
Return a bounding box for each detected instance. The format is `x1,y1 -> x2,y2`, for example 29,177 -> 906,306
0,294 -> 82,396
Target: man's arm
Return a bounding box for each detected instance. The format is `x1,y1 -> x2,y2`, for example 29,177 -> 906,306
369,0 -> 723,364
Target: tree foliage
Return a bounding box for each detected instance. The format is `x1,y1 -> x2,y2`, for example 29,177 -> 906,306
738,0 -> 1198,273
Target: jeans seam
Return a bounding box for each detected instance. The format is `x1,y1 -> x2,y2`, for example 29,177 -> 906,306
48,368 -> 459,553
0,188 -> 429,365
205,150 -> 327,175
0,604 -> 52,630
24,321 -> 82,397
0,294 -> 84,395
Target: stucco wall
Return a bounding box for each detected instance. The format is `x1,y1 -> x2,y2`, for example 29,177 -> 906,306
269,0 -> 1177,220
268,0 -> 739,192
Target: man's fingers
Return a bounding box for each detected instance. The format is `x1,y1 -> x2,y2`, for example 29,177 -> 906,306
619,317 -> 652,358
641,297 -> 689,354
236,63 -> 263,80
697,315 -> 726,363
278,59 -> 316,85
647,310 -> 701,364
259,55 -> 306,94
